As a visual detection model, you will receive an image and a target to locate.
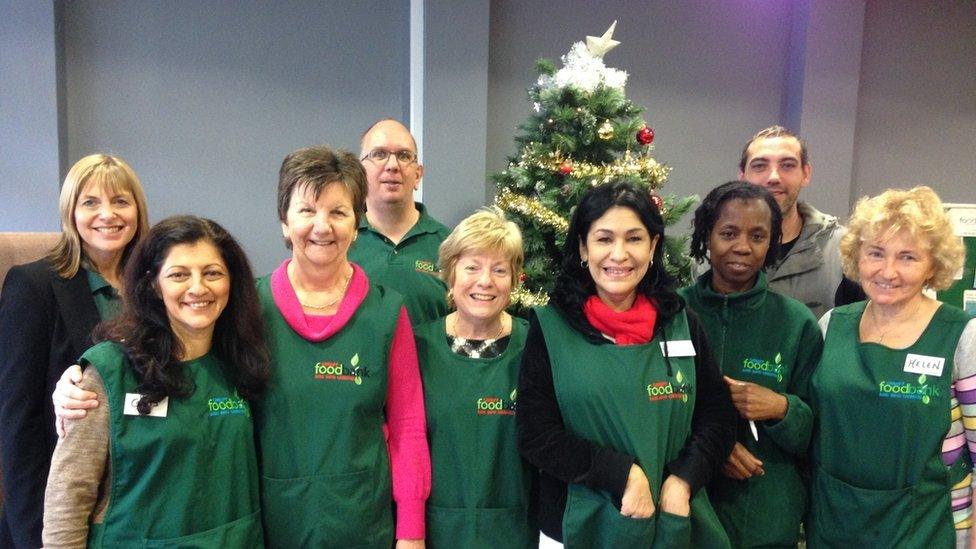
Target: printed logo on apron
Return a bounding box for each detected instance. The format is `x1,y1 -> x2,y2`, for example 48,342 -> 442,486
312,353 -> 371,384
878,374 -> 941,405
646,368 -> 692,403
207,393 -> 251,417
476,388 -> 518,416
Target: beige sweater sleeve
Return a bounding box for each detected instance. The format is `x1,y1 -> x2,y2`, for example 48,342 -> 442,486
42,367 -> 111,549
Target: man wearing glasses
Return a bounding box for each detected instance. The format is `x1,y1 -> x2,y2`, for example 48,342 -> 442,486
351,119 -> 451,324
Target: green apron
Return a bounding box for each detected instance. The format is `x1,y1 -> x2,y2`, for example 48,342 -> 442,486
83,341 -> 263,548
809,302 -> 970,548
536,307 -> 729,549
254,277 -> 400,548
414,316 -> 537,549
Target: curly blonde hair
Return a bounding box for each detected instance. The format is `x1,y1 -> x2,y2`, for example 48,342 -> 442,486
840,186 -> 964,290
438,207 -> 524,308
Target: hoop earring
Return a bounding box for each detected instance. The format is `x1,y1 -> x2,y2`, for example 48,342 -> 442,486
580,259 -> 588,269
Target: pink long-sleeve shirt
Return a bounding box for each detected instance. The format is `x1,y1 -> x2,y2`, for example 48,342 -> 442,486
270,260 -> 431,540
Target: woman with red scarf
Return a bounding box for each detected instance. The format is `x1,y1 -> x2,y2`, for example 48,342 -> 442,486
516,181 -> 736,548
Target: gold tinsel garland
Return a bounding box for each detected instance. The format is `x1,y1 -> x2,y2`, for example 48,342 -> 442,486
513,147 -> 672,188
510,284 -> 550,308
495,188 -> 569,233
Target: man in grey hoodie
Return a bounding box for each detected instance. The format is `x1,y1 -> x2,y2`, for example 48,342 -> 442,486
737,125 -> 862,319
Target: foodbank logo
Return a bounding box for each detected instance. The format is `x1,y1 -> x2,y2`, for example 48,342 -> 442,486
313,353 -> 371,385
208,393 -> 250,418
742,353 -> 785,382
414,259 -> 438,275
647,369 -> 692,403
878,374 -> 941,405
476,388 -> 517,416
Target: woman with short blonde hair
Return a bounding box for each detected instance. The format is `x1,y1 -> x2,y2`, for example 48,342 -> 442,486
414,207 -> 536,548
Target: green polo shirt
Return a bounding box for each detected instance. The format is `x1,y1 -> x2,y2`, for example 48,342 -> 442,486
86,269 -> 121,320
349,202 -> 450,325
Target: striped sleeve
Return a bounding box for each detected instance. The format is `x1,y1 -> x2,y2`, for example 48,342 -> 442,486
948,319 -> 976,533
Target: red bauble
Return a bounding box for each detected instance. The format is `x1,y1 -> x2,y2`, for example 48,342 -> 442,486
637,126 -> 655,145
650,193 -> 664,212
519,272 -> 527,283
559,161 -> 573,175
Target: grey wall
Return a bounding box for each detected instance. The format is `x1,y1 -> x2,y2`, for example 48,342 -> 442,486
0,0 -> 60,231
2,0 -> 974,264
851,0 -> 976,204
59,0 -> 409,274
421,0 -> 490,228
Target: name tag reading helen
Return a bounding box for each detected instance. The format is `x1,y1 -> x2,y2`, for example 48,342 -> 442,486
903,353 -> 945,377
660,340 -> 696,357
123,393 -> 169,417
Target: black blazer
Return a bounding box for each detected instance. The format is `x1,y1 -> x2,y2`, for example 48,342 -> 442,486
0,258 -> 100,549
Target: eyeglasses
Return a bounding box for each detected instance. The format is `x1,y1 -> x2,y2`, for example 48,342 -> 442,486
361,149 -> 418,165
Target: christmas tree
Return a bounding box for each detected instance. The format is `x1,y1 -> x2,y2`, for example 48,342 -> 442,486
492,21 -> 695,308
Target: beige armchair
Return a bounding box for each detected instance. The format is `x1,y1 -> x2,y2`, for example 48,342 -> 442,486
0,232 -> 60,290
0,232 -> 59,510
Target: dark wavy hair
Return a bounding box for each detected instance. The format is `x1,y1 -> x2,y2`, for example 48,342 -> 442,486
690,181 -> 782,269
552,181 -> 683,334
96,215 -> 269,414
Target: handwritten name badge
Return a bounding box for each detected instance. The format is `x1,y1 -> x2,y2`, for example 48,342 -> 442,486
660,340 -> 696,357
123,393 -> 169,417
903,353 -> 945,377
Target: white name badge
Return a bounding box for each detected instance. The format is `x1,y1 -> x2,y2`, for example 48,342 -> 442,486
903,354 -> 946,377
660,340 -> 696,357
123,393 -> 169,417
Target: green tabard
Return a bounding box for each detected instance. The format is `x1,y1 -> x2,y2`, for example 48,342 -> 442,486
83,341 -> 263,548
254,276 -> 400,548
349,203 -> 450,325
680,272 -> 820,548
414,316 -> 537,549
535,306 -> 729,549
809,302 -> 970,548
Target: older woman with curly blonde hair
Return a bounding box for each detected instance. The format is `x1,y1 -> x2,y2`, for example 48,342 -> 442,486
808,186 -> 975,549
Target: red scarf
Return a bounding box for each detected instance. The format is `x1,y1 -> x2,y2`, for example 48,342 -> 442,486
583,294 -> 657,345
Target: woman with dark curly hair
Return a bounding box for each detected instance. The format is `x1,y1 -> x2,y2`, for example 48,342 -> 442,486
681,181 -> 822,548
516,181 -> 736,547
42,215 -> 269,547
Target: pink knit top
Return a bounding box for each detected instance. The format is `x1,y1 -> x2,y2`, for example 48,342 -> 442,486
270,260 -> 431,539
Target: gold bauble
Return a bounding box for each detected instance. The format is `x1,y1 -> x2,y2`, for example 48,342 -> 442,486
597,120 -> 614,140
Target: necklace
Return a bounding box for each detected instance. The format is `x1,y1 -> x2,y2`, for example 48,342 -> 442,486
866,299 -> 922,345
449,313 -> 506,341
298,272 -> 351,310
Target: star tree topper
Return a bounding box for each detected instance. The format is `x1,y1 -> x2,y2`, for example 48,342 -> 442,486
586,20 -> 620,59
537,21 -> 628,93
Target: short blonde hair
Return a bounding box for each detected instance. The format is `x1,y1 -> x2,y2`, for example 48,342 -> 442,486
49,154 -> 150,278
439,207 -> 524,308
840,185 -> 964,290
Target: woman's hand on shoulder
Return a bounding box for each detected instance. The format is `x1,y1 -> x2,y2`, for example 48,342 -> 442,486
396,539 -> 425,549
659,475 -> 692,517
620,463 -> 655,519
52,364 -> 99,437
